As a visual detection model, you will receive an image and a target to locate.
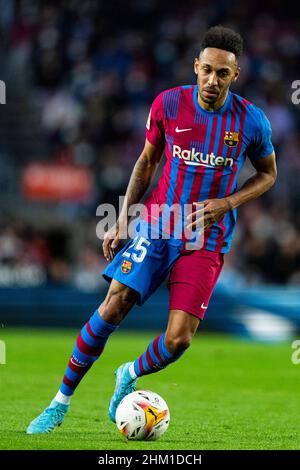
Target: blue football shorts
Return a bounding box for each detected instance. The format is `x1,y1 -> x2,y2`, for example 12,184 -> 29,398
102,222 -> 183,305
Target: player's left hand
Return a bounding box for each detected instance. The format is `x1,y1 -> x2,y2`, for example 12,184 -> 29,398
186,198 -> 232,231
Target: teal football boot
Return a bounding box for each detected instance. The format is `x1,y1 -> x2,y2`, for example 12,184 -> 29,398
108,362 -> 137,423
26,400 -> 69,434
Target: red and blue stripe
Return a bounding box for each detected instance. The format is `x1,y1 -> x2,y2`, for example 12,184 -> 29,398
133,333 -> 184,377
60,311 -> 117,396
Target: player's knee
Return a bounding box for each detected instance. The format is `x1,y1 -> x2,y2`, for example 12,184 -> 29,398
98,287 -> 137,325
165,334 -> 192,355
98,298 -> 126,325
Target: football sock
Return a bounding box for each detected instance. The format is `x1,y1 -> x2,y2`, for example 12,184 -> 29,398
56,310 -> 117,402
54,390 -> 71,406
131,333 -> 185,378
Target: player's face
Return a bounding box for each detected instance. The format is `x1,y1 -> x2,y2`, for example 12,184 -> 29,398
194,48 -> 240,109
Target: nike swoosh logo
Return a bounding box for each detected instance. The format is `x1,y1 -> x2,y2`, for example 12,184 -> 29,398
201,303 -> 208,309
175,126 -> 192,133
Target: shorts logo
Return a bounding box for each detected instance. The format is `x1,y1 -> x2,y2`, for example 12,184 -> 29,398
224,131 -> 239,147
121,260 -> 132,274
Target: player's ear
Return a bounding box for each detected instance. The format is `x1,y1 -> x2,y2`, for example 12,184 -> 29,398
232,66 -> 240,82
194,57 -> 199,75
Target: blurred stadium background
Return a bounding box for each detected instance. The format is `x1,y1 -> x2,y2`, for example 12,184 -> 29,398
0,0 -> 299,340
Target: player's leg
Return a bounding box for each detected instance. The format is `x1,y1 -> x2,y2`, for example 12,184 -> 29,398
57,280 -> 138,402
129,248 -> 224,379
108,309 -> 199,423
108,248 -> 224,422
131,309 -> 200,377
26,280 -> 138,434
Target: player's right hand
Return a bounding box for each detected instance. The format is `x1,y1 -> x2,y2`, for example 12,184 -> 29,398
102,221 -> 127,261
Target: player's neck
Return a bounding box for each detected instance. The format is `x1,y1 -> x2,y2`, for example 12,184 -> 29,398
197,89 -> 229,112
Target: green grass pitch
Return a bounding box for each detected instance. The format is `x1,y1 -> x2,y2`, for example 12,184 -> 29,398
0,327 -> 299,450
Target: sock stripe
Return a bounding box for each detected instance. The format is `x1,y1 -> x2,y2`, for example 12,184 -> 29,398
63,376 -> 76,389
142,350 -> 150,372
76,334 -> 105,357
81,324 -> 107,349
86,321 -> 101,340
148,339 -> 160,364
158,334 -> 173,361
72,346 -> 95,364
146,348 -> 155,370
68,358 -> 92,374
65,367 -> 80,382
138,356 -> 144,375
89,312 -> 117,336
68,357 -> 85,372
59,310 -> 116,398
81,325 -> 98,348
152,336 -> 163,364
133,333 -> 187,378
60,383 -> 74,396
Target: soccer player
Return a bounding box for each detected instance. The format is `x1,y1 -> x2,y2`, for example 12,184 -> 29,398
27,25 -> 277,434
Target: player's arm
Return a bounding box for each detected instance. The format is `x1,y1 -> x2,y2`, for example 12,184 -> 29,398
103,139 -> 164,260
187,151 -> 277,231
118,138 -> 164,220
225,151 -> 277,210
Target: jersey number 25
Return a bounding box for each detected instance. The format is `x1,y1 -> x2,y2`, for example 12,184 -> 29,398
123,236 -> 151,263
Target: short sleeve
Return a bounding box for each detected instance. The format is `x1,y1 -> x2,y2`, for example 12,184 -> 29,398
247,109 -> 274,160
145,92 -> 165,146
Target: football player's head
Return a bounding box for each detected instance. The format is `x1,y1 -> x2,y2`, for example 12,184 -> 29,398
194,25 -> 243,107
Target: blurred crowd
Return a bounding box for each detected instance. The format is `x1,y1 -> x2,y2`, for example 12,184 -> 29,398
0,220 -> 107,290
0,0 -> 299,290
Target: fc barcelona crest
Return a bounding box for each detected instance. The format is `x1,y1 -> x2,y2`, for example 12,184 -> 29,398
224,131 -> 239,147
121,260 -> 132,274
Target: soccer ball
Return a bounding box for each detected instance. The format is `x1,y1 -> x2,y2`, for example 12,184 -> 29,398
115,390 -> 170,441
